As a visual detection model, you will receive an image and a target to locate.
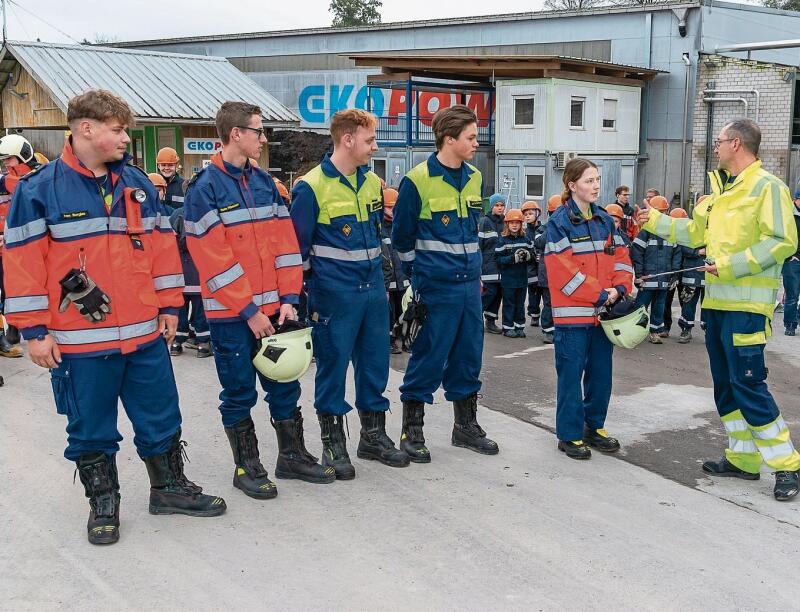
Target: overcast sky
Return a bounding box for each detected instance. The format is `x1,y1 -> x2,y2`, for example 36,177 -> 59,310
6,0 -> 555,44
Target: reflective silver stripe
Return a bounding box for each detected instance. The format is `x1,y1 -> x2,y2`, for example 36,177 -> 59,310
562,271 -> 586,296
5,218 -> 48,245
254,290 -> 279,306
527,276 -> 538,283
184,210 -> 219,236
615,263 -> 634,274
389,281 -> 398,289
202,298 -> 228,312
275,254 -> 303,269
632,238 -> 647,248
50,318 -> 158,345
108,216 -> 160,233
545,237 -> 570,254
310,244 -> 382,262
0,194 -> 11,203
571,240 -> 607,254
613,234 -> 626,246
207,263 -> 245,293
275,205 -> 290,218
751,417 -> 787,441
756,441 -> 796,461
478,231 -> 498,239
169,195 -> 185,203
398,250 -> 416,262
723,418 -> 749,433
641,281 -> 665,288
49,217 -> 109,239
382,237 -> 392,245
153,274 -> 185,291
183,285 -> 201,293
729,437 -> 758,453
302,259 -> 311,271
219,204 -> 290,225
552,306 -> 596,318
401,279 -> 410,288
157,215 -> 173,231
481,274 -> 500,282
3,295 -> 49,313
415,239 -> 479,254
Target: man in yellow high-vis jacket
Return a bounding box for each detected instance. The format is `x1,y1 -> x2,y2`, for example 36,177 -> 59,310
638,119 -> 800,501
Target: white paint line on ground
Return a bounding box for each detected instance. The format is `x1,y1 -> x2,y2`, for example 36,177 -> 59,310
494,344 -> 555,359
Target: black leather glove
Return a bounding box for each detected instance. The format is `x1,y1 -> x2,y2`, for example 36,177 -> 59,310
678,285 -> 697,305
58,269 -> 112,323
513,249 -> 526,263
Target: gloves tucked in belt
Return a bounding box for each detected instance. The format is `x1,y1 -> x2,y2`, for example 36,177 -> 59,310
58,269 -> 112,323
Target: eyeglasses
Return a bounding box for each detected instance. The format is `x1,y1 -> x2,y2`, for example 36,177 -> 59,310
237,126 -> 266,139
714,138 -> 735,148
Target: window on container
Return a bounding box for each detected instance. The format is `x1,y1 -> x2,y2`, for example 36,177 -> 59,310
513,96 -> 535,127
602,98 -> 618,130
525,173 -> 544,198
570,97 -> 585,129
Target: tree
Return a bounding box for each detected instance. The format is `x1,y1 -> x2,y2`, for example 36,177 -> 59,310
761,0 -> 800,10
544,0 -> 602,10
329,0 -> 382,27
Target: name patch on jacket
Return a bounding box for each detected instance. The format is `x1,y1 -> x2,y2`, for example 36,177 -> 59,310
367,199 -> 382,213
466,198 -> 483,209
219,202 -> 241,213
62,210 -> 89,219
570,235 -> 590,242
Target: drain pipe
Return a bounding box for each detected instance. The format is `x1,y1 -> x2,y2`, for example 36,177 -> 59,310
703,88 -> 760,121
680,53 -> 691,207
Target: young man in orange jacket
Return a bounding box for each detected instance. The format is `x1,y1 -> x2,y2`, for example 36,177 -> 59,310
3,90 -> 226,546
185,101 -> 334,499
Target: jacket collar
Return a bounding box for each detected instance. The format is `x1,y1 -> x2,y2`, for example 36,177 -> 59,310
210,152 -> 256,181
320,153 -> 370,191
566,197 -> 601,219
708,159 -> 762,196
426,153 -> 474,191
60,137 -> 127,185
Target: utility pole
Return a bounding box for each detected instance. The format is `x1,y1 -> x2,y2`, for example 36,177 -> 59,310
2,0 -> 6,44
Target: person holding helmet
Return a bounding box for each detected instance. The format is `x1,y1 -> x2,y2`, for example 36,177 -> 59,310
185,101 -> 333,497
667,207 -> 707,344
496,208 -> 534,337
393,105 -> 499,462
532,194 -> 563,343
631,195 -> 681,344
156,147 -> 184,214
521,201 -> 542,326
544,158 -> 633,460
0,133 -> 40,357
638,118 -> 800,500
292,109 -> 408,478
479,194 -> 506,333
380,187 -> 408,354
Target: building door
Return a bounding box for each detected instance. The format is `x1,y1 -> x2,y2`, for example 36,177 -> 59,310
129,129 -> 145,170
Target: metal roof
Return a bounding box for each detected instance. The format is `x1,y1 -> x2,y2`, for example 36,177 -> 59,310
0,40 -> 299,126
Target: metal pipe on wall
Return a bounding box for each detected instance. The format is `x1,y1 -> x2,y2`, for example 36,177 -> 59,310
704,88 -> 759,122
680,53 -> 691,207
702,96 -> 749,116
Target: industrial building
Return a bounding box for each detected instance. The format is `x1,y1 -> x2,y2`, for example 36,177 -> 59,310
118,0 -> 800,205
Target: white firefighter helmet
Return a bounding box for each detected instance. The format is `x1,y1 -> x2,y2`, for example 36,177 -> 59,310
0,134 -> 35,164
401,286 -> 412,313
252,321 -> 313,383
598,299 -> 650,349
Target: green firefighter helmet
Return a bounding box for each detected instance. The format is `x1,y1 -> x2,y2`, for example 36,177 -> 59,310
252,321 -> 313,383
598,298 -> 650,349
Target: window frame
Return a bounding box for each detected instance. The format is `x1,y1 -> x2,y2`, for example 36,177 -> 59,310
602,98 -> 618,131
569,96 -> 586,130
512,95 -> 536,129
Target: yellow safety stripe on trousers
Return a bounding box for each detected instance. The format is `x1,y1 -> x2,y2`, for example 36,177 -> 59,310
721,410 -> 759,461
721,410 -> 749,433
749,415 -> 800,471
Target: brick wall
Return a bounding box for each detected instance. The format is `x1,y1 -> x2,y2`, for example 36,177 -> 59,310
690,54 -> 794,196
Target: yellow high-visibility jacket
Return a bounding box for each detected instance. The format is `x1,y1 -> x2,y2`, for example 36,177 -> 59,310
643,160 -> 797,320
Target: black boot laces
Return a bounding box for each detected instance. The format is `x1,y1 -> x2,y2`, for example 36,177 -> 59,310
169,441 -> 203,496
237,428 -> 268,478
77,462 -> 118,518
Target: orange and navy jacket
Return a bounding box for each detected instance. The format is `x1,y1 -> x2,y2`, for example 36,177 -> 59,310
0,162 -> 36,238
543,199 -> 633,327
183,153 -> 302,322
3,139 -> 184,357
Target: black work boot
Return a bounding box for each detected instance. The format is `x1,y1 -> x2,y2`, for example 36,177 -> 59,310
558,440 -> 592,460
774,471 -> 800,501
76,452 -> 121,545
0,329 -> 22,358
5,324 -> 20,345
318,414 -> 356,480
400,400 -> 431,463
452,395 -> 499,455
702,458 -> 760,480
144,432 -> 227,516
272,412 -> 336,484
584,427 -> 621,453
484,317 -> 502,334
224,416 -> 278,499
357,410 -> 410,467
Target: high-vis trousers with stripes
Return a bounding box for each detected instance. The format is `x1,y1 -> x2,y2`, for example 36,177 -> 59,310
50,339 -> 182,461
400,277 -> 483,404
705,309 -> 800,473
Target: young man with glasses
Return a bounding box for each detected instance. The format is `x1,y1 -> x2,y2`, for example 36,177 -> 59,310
185,101 -> 334,500
638,118 -> 800,501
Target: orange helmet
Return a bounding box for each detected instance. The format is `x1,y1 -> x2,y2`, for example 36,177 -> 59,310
696,194 -> 708,204
504,209 -> 524,223
147,172 -> 167,189
379,177 -> 387,190
273,178 -> 289,200
649,195 -> 670,212
547,194 -> 563,213
383,188 -> 399,207
292,175 -> 305,189
670,208 -> 688,218
605,203 -> 624,220
156,147 -> 179,165
520,201 -> 541,214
